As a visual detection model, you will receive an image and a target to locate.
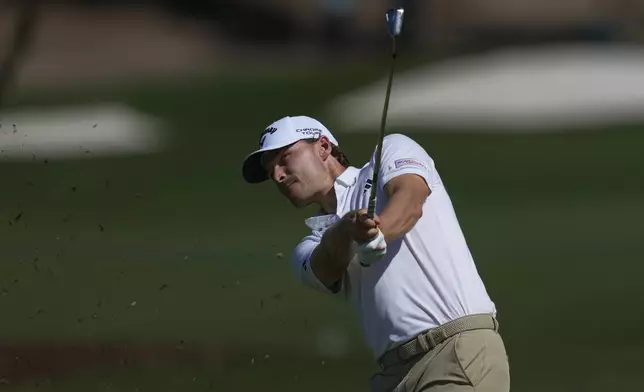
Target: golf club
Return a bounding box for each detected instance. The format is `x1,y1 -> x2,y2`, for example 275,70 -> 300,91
367,7 -> 405,218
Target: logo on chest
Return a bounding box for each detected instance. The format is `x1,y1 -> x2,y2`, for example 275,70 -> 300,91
363,179 -> 373,194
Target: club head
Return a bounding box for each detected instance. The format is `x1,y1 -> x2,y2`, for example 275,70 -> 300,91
385,7 -> 404,37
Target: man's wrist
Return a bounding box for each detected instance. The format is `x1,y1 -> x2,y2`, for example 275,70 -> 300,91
320,218 -> 353,260
325,218 -> 348,248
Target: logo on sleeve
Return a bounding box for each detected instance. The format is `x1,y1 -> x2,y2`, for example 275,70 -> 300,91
394,158 -> 427,170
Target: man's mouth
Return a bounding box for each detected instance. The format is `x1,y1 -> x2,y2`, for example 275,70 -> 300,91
280,180 -> 294,194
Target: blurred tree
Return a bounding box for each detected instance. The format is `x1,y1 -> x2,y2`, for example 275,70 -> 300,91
0,0 -> 40,109
158,0 -> 299,43
33,0 -> 299,42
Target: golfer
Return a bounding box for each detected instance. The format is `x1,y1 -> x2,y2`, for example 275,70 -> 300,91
242,115 -> 510,392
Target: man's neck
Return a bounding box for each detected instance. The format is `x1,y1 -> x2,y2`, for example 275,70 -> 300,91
318,165 -> 347,214
319,187 -> 337,214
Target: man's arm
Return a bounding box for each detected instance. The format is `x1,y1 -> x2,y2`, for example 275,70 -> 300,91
309,221 -> 352,292
377,173 -> 431,243
309,211 -> 379,290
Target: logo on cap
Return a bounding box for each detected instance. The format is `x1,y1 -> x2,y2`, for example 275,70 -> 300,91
259,127 -> 278,148
296,128 -> 322,138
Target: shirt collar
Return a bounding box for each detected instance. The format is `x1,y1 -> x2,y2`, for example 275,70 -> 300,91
304,166 -> 359,231
335,166 -> 359,188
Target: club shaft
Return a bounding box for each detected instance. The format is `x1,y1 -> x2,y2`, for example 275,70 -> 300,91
367,38 -> 397,217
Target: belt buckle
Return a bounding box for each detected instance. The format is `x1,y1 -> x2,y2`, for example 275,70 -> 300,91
378,354 -> 391,371
378,344 -> 402,371
378,352 -> 389,371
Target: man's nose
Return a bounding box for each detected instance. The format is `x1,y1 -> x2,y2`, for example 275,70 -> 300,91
272,166 -> 286,183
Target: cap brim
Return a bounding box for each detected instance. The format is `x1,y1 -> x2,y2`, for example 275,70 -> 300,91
242,139 -> 297,183
242,149 -> 269,184
242,134 -> 334,184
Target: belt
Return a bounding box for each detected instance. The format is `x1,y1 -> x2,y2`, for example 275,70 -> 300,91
377,313 -> 499,370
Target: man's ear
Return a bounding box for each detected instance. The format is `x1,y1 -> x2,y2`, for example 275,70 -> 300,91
318,136 -> 332,161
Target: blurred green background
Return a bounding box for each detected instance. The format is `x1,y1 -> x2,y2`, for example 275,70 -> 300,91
2,1 -> 644,391
2,63 -> 643,392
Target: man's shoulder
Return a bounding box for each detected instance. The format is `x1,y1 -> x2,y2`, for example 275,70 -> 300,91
372,133 -> 430,163
382,133 -> 421,148
361,133 -> 428,172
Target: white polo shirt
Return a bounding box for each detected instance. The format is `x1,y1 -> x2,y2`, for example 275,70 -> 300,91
292,133 -> 496,359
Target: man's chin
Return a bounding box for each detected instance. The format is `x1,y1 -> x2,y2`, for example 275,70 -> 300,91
288,197 -> 311,209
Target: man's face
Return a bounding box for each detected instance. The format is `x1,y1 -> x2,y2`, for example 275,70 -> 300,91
262,138 -> 332,208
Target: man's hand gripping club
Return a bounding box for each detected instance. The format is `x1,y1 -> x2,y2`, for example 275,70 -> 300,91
310,209 -> 388,290
345,209 -> 387,267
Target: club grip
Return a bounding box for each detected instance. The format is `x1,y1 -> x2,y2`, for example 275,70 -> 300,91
367,197 -> 376,218
366,174 -> 378,218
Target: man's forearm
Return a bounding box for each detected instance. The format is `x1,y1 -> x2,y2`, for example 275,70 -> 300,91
310,220 -> 355,289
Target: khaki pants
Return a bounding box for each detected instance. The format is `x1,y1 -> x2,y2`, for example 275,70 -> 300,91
370,329 -> 510,392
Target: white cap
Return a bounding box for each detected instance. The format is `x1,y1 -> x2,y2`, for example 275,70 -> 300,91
242,115 -> 339,183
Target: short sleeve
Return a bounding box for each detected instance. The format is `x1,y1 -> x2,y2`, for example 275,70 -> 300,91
292,233 -> 346,296
373,133 -> 441,191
